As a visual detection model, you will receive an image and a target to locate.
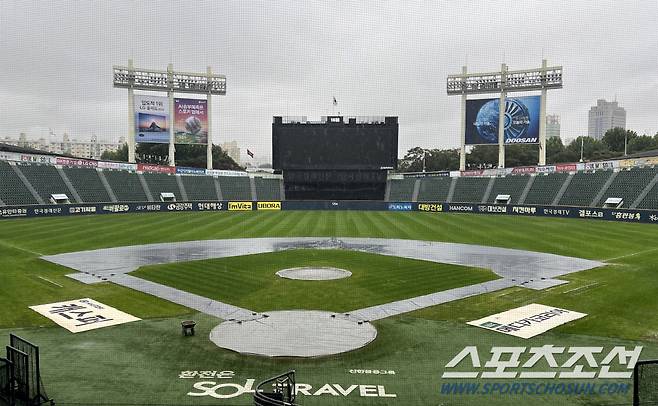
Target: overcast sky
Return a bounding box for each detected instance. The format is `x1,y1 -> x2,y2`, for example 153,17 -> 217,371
1,0 -> 657,160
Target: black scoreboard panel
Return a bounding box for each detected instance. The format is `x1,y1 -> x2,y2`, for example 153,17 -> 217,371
272,117 -> 398,170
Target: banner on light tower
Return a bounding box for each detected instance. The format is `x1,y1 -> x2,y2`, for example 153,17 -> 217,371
174,98 -> 208,144
465,96 -> 541,145
134,95 -> 169,143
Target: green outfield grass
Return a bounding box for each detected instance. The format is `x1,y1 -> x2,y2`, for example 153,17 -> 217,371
1,211 -> 658,405
131,249 -> 497,313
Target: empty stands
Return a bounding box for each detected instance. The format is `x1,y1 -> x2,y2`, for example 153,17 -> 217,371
180,175 -> 218,201
596,167 -> 658,207
103,170 -> 148,202
0,161 -> 39,205
63,167 -> 111,203
417,177 -> 452,202
558,170 -> 613,207
17,164 -> 72,203
142,173 -> 183,201
388,179 -> 416,201
255,177 -> 281,200
637,180 -> 658,210
218,176 -> 252,200
523,173 -> 569,205
451,177 -> 489,203
486,175 -> 531,204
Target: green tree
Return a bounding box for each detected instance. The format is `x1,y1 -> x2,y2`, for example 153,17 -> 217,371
627,135 -> 657,154
101,144 -> 128,161
602,128 -> 637,153
100,143 -> 242,170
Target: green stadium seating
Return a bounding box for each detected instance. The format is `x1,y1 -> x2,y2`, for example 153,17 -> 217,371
0,161 -> 39,205
417,177 -> 452,202
523,173 -> 569,205
487,175 -> 530,203
103,170 -> 148,202
218,176 -> 252,200
255,177 -> 281,200
142,173 -> 183,201
63,167 -> 111,203
180,175 -> 218,201
388,179 -> 416,201
18,164 -> 71,203
596,167 -> 658,207
637,178 -> 658,210
451,177 -> 489,203
558,170 -> 613,207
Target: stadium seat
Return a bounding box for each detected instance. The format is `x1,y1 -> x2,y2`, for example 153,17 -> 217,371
595,167 -> 658,207
180,175 -> 218,201
417,177 -> 452,202
218,176 -> 252,200
142,173 -> 183,201
0,161 -> 39,205
17,164 -> 73,204
63,167 -> 111,203
255,177 -> 282,200
486,175 -> 531,204
103,170 -> 148,202
558,170 -> 613,207
523,172 -> 569,205
451,177 -> 489,203
388,179 -> 416,201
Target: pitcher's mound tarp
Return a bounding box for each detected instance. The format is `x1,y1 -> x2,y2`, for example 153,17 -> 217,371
276,267 -> 352,281
210,310 -> 376,357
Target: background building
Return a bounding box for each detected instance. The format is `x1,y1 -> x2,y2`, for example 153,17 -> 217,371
546,114 -> 561,139
1,133 -> 125,159
588,99 -> 626,140
220,141 -> 241,165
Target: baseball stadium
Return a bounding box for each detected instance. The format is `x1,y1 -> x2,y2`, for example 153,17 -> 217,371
2,2 -> 658,406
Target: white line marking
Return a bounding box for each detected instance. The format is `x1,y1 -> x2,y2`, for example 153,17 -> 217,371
37,276 -> 63,287
604,247 -> 658,262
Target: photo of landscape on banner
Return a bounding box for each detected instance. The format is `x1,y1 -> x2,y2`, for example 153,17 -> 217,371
134,95 -> 170,143
467,303 -> 587,339
465,95 -> 540,145
174,98 -> 208,144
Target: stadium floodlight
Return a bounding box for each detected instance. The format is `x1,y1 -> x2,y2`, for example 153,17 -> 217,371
113,60 -> 226,169
447,60 -> 562,170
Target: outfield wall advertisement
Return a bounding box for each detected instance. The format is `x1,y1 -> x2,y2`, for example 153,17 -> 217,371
174,98 -> 208,144
135,95 -> 170,144
465,96 -> 541,145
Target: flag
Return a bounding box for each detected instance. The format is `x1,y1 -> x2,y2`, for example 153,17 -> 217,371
333,96 -> 337,106
247,149 -> 254,158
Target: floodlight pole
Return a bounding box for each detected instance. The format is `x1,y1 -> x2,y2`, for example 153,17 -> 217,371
127,59 -> 136,163
538,59 -> 548,166
168,63 -> 176,167
459,66 -> 467,171
498,63 -> 507,168
207,66 -> 213,170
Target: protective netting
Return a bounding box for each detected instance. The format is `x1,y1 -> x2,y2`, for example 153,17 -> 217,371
0,358 -> 13,405
6,347 -> 28,403
635,360 -> 658,406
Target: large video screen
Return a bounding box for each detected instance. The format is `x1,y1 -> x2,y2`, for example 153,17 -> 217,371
272,119 -> 398,170
465,96 -> 540,145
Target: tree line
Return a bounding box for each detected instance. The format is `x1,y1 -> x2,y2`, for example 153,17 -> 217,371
101,143 -> 243,170
398,128 -> 658,172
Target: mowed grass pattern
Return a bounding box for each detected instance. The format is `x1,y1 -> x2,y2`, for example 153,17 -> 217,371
131,249 -> 497,312
1,210 -> 658,340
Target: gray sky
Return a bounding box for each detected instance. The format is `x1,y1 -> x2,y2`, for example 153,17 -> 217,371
1,0 -> 657,161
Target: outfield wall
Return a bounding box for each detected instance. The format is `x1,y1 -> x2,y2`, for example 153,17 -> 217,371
1,200 -> 657,225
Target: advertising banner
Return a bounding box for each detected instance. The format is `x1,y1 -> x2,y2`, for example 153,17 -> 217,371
205,169 -> 250,177
465,96 -> 540,145
511,166 -> 536,174
584,160 -> 618,171
135,95 -> 170,143
256,201 -> 281,210
228,201 -> 253,211
56,157 -> 98,168
467,304 -> 587,339
176,166 -> 206,175
137,163 -> 176,174
174,98 -> 208,144
555,163 -> 578,172
98,161 -> 137,171
29,298 -> 141,333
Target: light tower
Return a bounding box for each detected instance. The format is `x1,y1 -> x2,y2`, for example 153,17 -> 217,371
113,60 -> 226,169
447,60 -> 562,170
